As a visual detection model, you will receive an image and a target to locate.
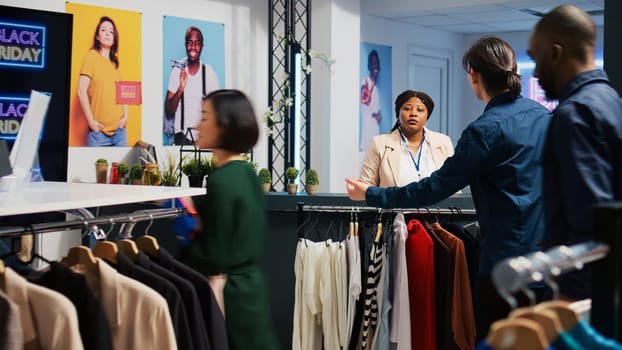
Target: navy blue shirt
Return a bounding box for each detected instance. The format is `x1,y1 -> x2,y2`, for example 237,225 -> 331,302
366,93 -> 551,274
541,69 -> 622,299
542,69 -> 622,247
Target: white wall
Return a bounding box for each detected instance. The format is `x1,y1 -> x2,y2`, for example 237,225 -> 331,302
2,0 -> 269,183
311,0 -> 361,193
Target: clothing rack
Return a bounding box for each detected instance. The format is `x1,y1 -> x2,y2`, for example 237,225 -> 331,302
297,203 -> 477,215
296,202 -> 477,240
491,240 -> 609,309
0,207 -> 184,239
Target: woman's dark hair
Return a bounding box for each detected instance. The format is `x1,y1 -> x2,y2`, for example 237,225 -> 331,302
92,16 -> 120,68
391,90 -> 435,131
462,36 -> 521,97
367,49 -> 380,72
205,89 -> 259,153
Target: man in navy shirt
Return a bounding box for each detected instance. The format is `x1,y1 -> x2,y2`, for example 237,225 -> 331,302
529,5 -> 622,299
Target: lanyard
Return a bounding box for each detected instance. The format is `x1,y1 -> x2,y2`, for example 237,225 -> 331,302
400,129 -> 425,176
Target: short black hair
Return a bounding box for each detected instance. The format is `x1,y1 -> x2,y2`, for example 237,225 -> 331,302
205,89 -> 258,153
535,5 -> 596,63
185,26 -> 204,45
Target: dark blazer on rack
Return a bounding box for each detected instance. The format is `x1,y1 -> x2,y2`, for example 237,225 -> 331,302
115,252 -> 193,350
136,251 -> 211,350
147,246 -> 229,350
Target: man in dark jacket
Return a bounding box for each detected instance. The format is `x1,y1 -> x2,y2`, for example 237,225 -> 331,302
528,4 -> 622,299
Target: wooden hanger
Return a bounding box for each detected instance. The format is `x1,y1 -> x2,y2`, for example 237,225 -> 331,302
510,307 -> 563,344
487,318 -> 548,350
59,245 -> 99,274
93,241 -> 118,264
136,235 -> 160,257
17,234 -> 33,263
116,239 -> 140,262
374,222 -> 384,243
534,300 -> 580,331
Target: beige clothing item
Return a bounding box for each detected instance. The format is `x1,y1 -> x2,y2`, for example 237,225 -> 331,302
320,241 -> 340,350
292,240 -> 307,350
302,240 -> 328,350
0,288 -> 23,350
2,267 -> 83,350
81,258 -> 177,350
360,128 -> 454,187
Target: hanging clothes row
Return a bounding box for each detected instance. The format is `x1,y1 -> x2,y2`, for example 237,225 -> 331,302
292,204 -> 479,350
0,209 -> 228,350
479,241 -> 621,350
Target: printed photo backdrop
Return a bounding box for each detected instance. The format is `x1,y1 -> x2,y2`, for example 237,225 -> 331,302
359,42 -> 392,152
162,16 -> 225,146
66,3 -> 142,147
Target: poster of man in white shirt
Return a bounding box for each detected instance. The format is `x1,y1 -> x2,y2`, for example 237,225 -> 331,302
162,17 -> 224,145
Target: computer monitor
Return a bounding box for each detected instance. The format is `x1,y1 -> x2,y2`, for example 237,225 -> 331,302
4,90 -> 51,185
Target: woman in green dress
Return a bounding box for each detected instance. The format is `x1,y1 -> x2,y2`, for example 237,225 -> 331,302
187,89 -> 279,349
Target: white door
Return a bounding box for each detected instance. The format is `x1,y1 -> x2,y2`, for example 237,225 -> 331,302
409,52 -> 449,134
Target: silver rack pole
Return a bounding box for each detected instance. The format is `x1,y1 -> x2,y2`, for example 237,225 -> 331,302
300,204 -> 476,215
0,208 -> 184,238
491,241 -> 609,309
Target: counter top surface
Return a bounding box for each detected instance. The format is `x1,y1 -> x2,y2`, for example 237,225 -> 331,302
0,181 -> 205,216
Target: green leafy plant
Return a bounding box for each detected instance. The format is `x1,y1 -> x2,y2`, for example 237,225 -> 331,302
305,169 -> 319,186
160,153 -> 181,187
130,164 -> 143,180
285,167 -> 299,183
243,153 -> 259,172
182,155 -> 212,178
258,168 -> 271,184
117,163 -> 129,177
96,158 -> 107,164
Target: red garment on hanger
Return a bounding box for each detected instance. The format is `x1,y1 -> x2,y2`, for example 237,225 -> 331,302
406,219 -> 436,350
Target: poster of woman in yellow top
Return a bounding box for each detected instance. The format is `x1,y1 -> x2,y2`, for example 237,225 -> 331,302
66,3 -> 141,147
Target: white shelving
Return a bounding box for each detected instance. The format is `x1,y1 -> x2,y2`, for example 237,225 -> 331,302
0,181 -> 205,216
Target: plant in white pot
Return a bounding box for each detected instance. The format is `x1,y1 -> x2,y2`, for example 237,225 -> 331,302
305,169 -> 319,195
258,168 -> 272,193
285,167 -> 299,195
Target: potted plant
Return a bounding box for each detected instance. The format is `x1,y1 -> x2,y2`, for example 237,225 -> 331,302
285,167 -> 299,195
182,155 -> 211,188
117,162 -> 129,184
160,154 -> 181,187
95,158 -> 108,184
305,169 -> 320,195
258,168 -> 272,193
129,164 -> 143,185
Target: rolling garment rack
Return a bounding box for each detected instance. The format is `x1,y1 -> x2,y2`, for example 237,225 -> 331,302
491,240 -> 610,310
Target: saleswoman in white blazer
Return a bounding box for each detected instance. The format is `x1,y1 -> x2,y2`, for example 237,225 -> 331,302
360,90 -> 454,187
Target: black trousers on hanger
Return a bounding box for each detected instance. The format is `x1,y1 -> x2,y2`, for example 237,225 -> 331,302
475,274 -> 552,343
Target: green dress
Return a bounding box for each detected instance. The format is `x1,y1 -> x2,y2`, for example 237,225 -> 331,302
188,160 -> 279,349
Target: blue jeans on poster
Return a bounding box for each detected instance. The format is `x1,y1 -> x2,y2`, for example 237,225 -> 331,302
87,128 -> 127,146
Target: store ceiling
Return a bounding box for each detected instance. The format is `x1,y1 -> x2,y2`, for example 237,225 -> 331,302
361,0 -> 604,33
